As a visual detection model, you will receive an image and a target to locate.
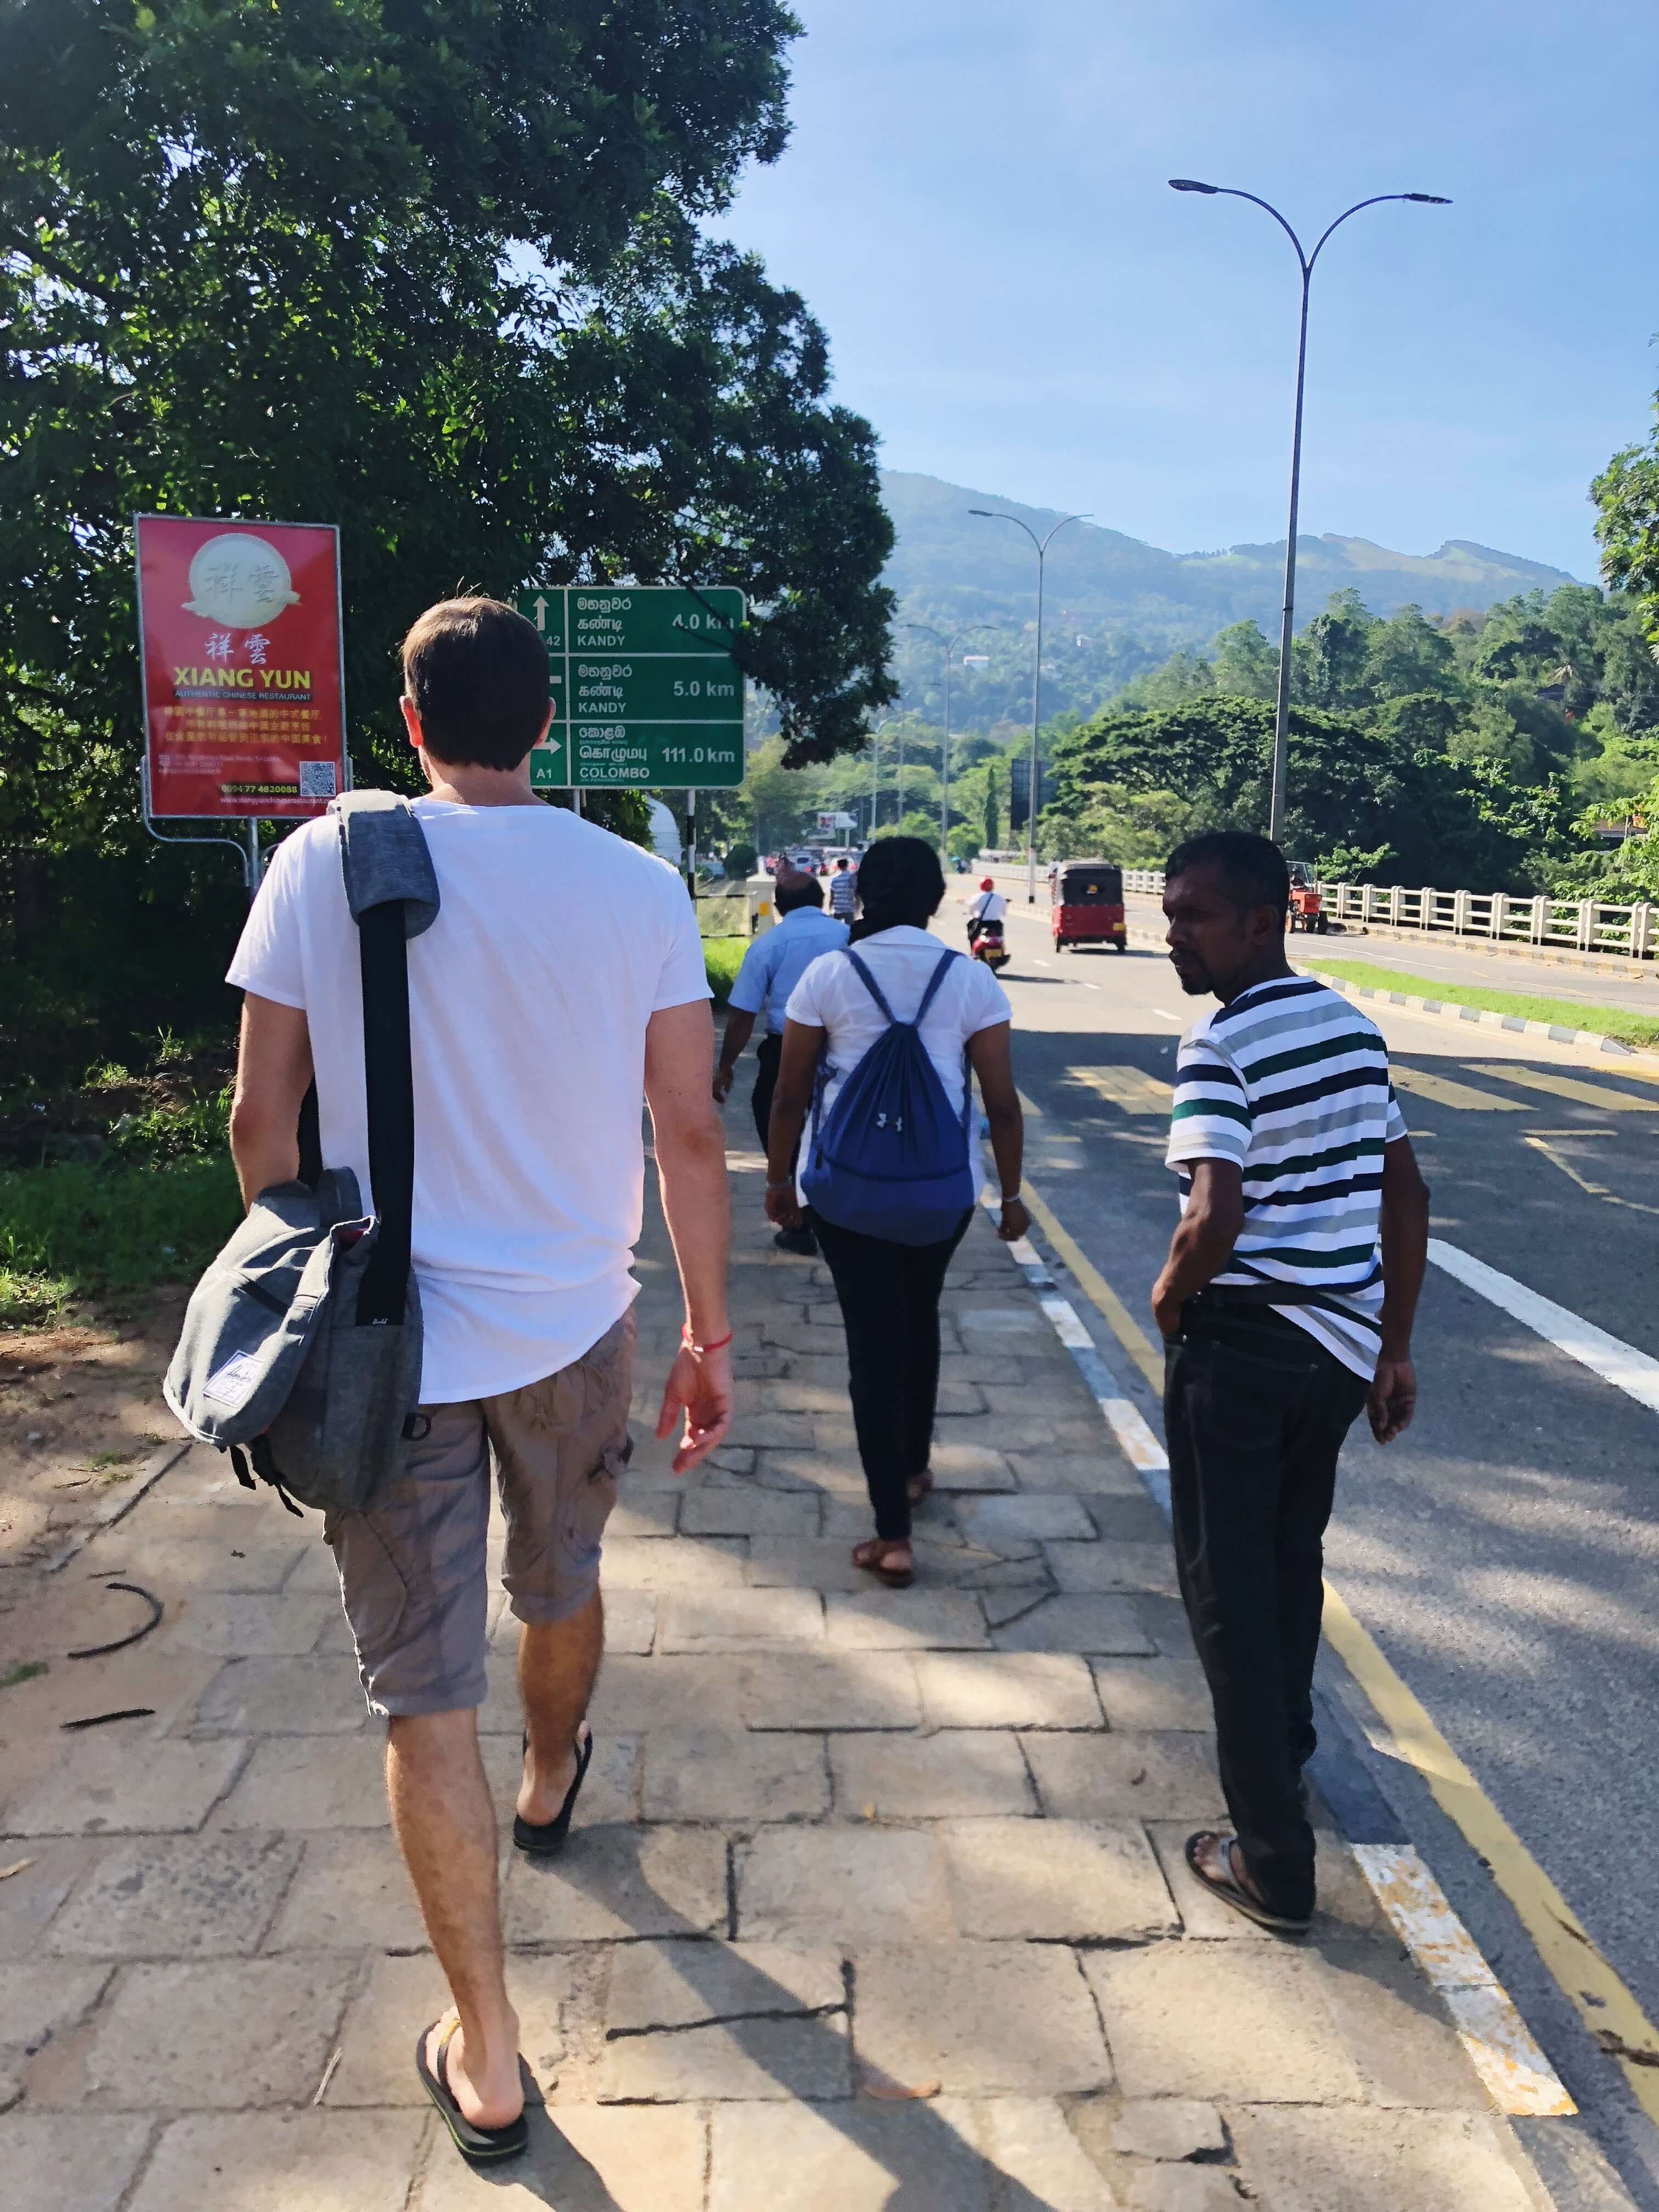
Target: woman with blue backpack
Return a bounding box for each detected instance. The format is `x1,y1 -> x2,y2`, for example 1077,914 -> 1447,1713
763,837 -> 1030,1587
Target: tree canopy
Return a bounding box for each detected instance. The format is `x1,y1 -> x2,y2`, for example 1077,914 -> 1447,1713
0,0 -> 895,922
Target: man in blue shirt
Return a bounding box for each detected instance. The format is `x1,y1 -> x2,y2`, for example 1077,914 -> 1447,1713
714,867 -> 847,1254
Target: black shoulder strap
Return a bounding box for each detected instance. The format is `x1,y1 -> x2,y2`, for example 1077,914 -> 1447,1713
355,898 -> 415,1327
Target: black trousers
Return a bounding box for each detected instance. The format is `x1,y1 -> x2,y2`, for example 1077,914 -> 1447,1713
813,1211 -> 972,1542
751,1032 -> 782,1149
1164,1301 -> 1369,1920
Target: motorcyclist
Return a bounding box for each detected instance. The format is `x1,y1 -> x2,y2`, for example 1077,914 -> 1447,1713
966,876 -> 1008,945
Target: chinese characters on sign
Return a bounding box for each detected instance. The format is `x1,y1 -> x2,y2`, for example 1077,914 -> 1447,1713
514,586 -> 746,790
136,516 -> 347,817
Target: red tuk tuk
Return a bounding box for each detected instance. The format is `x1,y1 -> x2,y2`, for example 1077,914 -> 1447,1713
1051,859 -> 1127,952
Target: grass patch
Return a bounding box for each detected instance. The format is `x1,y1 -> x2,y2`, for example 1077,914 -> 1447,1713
1,1660 -> 48,1691
0,1155 -> 241,1327
1301,957 -> 1659,1051
703,937 -> 747,1006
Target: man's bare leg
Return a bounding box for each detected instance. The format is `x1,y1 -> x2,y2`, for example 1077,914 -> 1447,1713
386,1711 -> 522,2129
517,1591 -> 604,1823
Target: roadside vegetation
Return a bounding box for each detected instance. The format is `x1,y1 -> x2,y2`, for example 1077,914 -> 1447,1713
1300,956 -> 1659,1053
0,1027 -> 240,1328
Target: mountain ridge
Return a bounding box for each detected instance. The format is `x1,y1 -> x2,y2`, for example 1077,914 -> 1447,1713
881,469 -> 1586,642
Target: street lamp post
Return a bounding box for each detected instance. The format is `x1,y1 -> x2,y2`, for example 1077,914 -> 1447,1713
968,509 -> 1090,901
1169,179 -> 1449,843
905,620 -> 1005,861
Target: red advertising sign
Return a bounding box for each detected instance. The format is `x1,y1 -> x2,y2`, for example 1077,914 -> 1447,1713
136,514 -> 347,817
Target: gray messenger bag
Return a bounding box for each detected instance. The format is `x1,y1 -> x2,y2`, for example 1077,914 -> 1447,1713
163,791 -> 438,1516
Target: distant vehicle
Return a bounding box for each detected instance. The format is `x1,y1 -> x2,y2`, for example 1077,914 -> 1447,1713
1288,861 -> 1328,934
1051,859 -> 1127,953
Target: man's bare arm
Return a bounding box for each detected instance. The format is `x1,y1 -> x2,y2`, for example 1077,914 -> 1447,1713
1150,1159 -> 1245,1339
228,994 -> 314,1209
644,997 -> 732,1471
1370,1134 -> 1430,1443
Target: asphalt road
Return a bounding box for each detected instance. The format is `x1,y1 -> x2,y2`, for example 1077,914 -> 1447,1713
1120,891 -> 1659,1018
950,882 -> 1659,2208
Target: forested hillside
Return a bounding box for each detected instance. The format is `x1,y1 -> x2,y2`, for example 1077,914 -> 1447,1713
1045,583 -> 1659,896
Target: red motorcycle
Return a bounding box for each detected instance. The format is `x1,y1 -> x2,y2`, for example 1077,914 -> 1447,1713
968,916 -> 1009,973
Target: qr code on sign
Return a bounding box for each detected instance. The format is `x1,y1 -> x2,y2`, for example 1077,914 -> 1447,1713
299,761 -> 338,798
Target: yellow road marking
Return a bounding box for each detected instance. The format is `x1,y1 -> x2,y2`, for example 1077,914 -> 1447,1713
1322,1584 -> 1659,2123
1390,1065 -> 1527,1112
1018,1171 -> 1165,1392
1064,1064 -> 1175,1114
1523,1135 -> 1659,1217
1469,1064 -> 1659,1111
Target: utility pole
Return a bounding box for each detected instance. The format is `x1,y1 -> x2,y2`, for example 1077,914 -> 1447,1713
968,509 -> 1089,900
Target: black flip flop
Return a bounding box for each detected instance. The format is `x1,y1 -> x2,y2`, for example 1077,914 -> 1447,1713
512,1725 -> 594,1857
415,2018 -> 528,2164
1183,1829 -> 1311,1936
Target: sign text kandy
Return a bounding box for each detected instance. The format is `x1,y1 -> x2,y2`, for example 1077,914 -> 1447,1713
136,515 -> 347,818
515,584 -> 746,790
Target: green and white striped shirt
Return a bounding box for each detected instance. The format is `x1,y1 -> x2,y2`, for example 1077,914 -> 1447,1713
1164,974 -> 1407,1379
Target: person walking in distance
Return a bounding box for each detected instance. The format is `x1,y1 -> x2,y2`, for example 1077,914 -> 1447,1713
1150,831 -> 1429,1935
713,866 -> 847,1256
763,838 -> 1029,1586
828,852 -> 858,919
225,598 -> 731,2164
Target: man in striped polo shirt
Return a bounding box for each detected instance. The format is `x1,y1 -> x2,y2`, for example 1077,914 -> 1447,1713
1149,831 -> 1430,1935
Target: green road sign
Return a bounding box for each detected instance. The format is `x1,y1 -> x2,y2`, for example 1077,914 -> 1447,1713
516,584 -> 745,789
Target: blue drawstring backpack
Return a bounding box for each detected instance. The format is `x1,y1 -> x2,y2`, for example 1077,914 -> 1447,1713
801,947 -> 977,1245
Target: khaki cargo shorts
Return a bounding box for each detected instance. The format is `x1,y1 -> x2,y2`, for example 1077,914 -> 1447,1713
325,1311 -> 635,1718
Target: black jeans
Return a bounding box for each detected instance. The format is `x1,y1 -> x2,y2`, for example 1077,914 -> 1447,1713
1164,1300 -> 1369,1920
813,1211 -> 973,1542
751,1032 -> 782,1149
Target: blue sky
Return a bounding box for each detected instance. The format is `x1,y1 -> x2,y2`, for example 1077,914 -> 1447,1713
715,0 -> 1659,580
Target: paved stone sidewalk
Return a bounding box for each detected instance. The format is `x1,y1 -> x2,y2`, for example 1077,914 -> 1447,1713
0,1128 -> 1552,2210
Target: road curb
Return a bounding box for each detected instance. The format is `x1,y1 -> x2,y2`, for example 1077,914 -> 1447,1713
1300,966 -> 1659,1062
42,1436 -> 192,1575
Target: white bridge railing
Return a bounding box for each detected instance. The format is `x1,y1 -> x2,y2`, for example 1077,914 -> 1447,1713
1120,870 -> 1657,961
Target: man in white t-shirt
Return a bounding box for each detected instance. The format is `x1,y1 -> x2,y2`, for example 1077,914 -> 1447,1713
226,596 -> 731,2161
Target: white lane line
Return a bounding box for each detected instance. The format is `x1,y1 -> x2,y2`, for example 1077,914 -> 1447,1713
1150,1007 -> 1183,1023
1428,1238 -> 1659,1415
1353,1844 -> 1573,2115
1082,981 -> 1101,991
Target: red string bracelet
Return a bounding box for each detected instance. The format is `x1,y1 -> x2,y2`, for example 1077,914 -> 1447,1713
681,1324 -> 734,1356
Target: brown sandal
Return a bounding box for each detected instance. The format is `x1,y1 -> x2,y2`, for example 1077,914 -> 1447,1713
853,1538 -> 915,1589
906,1469 -> 934,1506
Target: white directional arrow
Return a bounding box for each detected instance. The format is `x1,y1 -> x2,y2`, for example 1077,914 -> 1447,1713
532,595 -> 548,631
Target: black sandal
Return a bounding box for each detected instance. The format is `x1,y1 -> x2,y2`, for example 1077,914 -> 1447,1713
512,1725 -> 594,1857
415,2017 -> 528,2164
1183,1829 -> 1311,1936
